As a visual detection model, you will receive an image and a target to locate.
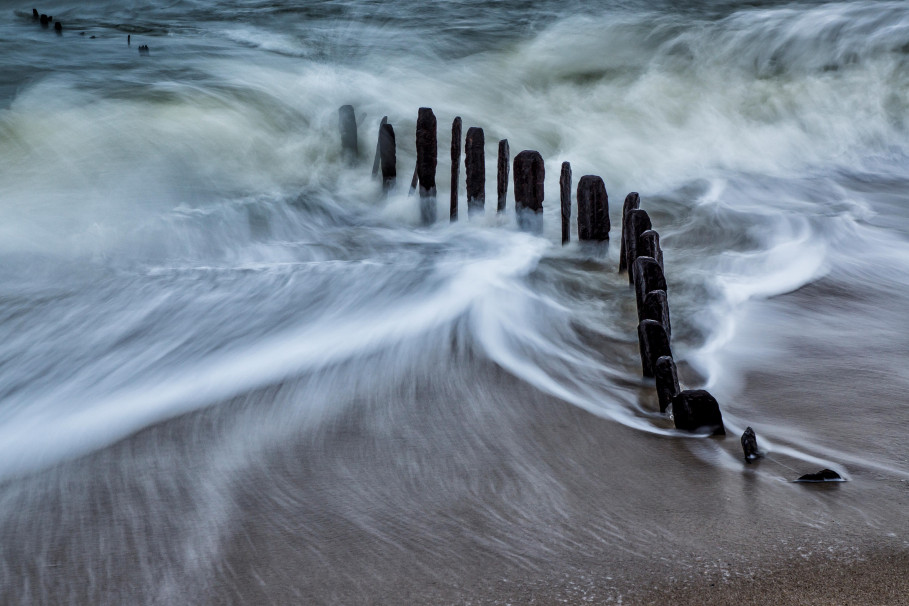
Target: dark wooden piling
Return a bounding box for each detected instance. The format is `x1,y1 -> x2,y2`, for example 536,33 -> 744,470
742,427 -> 759,462
632,256 -> 667,323
637,319 -> 672,378
513,150 -> 545,232
450,117 -> 462,221
379,122 -> 396,193
619,192 -> 641,272
576,175 -> 610,241
624,209 -> 652,284
40,13 -> 48,26
497,139 -> 510,214
465,127 -> 485,217
54,20 -> 62,33
638,229 -> 663,270
372,116 -> 388,177
338,105 -> 358,164
416,107 -> 438,224
642,289 -> 671,337
560,162 -> 571,245
33,8 -> 39,19
654,356 -> 680,413
672,390 -> 725,435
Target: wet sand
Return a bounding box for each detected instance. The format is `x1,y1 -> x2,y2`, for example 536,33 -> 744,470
3,347 -> 905,604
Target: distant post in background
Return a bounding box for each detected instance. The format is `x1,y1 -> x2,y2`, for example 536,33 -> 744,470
576,175 -> 610,241
338,105 -> 358,165
560,162 -> 571,245
416,107 -> 438,224
465,127 -> 485,217
513,150 -> 544,233
497,139 -> 510,214
450,117 -> 462,222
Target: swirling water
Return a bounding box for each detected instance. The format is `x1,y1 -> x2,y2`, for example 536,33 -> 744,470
1,1 -> 908,602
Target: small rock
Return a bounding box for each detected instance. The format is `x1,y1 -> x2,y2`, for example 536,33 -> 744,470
741,427 -> 760,462
795,469 -> 842,483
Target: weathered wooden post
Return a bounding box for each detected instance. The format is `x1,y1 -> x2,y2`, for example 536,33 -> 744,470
513,150 -> 544,233
741,427 -> 759,462
338,105 -> 358,164
450,117 -> 462,222
465,127 -> 485,217
642,289 -> 671,337
372,116 -> 388,177
560,162 -> 571,245
637,319 -> 671,378
416,107 -> 437,224
638,229 -> 663,269
624,209 -> 652,284
654,356 -> 679,413
497,139 -> 510,214
672,390 -> 725,435
632,256 -> 667,323
379,122 -> 396,193
619,192 -> 640,272
577,175 -> 610,241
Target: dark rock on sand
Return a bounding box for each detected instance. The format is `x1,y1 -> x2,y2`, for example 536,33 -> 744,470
796,469 -> 842,482
654,355 -> 679,413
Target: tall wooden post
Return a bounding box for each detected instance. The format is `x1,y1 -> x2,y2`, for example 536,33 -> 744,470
450,117 -> 462,222
465,127 -> 485,217
379,122 -> 396,193
513,150 -> 544,233
560,162 -> 571,245
576,175 -> 610,241
338,105 -> 358,165
416,107 -> 437,224
497,139 -> 510,214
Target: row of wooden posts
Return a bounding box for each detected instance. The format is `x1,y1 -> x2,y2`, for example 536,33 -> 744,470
341,106 -> 857,473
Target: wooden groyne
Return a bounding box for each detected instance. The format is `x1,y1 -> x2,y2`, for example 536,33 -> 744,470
338,105 -> 849,477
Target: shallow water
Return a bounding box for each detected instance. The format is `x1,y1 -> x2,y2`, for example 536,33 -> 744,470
1,0 -> 908,602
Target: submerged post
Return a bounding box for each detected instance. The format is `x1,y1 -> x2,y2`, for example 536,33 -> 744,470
577,175 -> 610,241
416,107 -> 437,224
513,150 -> 544,233
497,139 -> 510,214
619,192 -> 641,272
338,105 -> 358,164
465,127 -> 485,217
379,122 -> 396,193
450,117 -> 462,221
560,162 -> 571,245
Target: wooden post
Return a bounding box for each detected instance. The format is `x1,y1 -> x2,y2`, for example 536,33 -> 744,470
624,209 -> 652,284
497,139 -> 510,214
338,105 -> 358,164
638,229 -> 663,269
642,289 -> 671,338
632,256 -> 667,324
513,150 -> 544,233
637,319 -> 671,378
372,116 -> 388,177
416,107 -> 437,224
379,122 -> 396,193
619,192 -> 640,272
465,127 -> 485,217
654,356 -> 679,413
576,175 -> 610,241
560,162 -> 571,245
672,390 -> 725,435
450,117 -> 462,221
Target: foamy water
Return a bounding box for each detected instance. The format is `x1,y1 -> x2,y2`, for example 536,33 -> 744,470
1,1 -> 908,602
